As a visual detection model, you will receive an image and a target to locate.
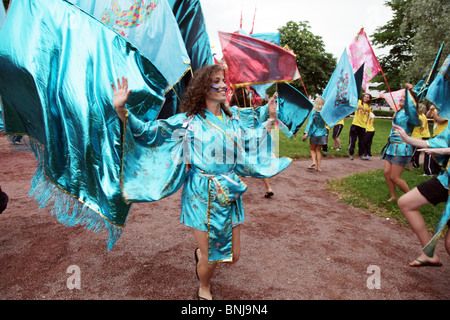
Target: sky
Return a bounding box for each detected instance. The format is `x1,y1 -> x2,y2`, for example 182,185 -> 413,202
201,0 -> 394,60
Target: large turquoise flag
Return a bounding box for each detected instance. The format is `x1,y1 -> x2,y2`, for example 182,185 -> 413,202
167,0 -> 213,72
0,0 -> 168,249
277,83 -> 313,136
426,54 -> 450,119
414,42 -> 444,100
321,49 -> 359,128
404,87 -> 421,127
68,0 -> 191,93
0,1 -> 5,27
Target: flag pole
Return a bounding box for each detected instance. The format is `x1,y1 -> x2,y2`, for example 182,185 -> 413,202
250,7 -> 257,34
362,29 -> 398,110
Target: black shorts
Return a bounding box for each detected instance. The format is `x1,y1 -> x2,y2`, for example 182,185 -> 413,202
416,177 -> 448,205
332,124 -> 343,138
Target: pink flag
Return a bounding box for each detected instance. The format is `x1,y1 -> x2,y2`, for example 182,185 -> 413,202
219,31 -> 300,87
380,89 -> 404,111
349,28 -> 382,91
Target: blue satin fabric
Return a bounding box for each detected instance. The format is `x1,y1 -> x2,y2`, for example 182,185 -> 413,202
427,126 -> 450,189
167,0 -> 213,72
228,105 -> 269,129
0,0 -> 168,248
124,108 -> 291,262
383,108 -> 416,157
304,110 -> 328,138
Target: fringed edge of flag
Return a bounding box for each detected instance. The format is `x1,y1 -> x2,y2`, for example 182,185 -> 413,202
7,134 -> 123,250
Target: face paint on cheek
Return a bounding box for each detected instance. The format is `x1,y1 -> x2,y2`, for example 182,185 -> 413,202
209,83 -> 220,93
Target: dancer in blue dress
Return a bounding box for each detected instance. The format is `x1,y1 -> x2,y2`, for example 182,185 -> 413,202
112,65 -> 291,300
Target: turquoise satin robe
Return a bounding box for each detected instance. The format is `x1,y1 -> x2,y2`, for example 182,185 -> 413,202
228,105 -> 293,138
383,108 -> 415,157
124,108 -> 291,262
427,126 -> 450,189
304,110 -> 327,138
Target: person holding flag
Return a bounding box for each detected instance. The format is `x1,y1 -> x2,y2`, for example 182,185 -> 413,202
112,65 -> 291,300
303,97 -> 327,172
381,83 -> 419,204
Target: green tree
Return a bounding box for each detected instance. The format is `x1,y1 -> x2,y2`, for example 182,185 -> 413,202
278,21 -> 336,97
401,0 -> 449,83
371,0 -> 449,90
371,0 -> 415,91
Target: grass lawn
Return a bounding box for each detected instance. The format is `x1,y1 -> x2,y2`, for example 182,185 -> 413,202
277,116 -> 446,233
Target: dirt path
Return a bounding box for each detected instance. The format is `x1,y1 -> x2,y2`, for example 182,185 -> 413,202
0,133 -> 448,300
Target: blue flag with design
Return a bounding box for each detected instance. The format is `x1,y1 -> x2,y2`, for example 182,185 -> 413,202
426,54 -> 450,119
320,49 -> 359,128
68,0 -> 191,91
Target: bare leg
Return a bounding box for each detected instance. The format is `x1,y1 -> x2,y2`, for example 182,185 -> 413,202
398,188 -> 440,265
390,163 -> 410,194
192,225 -> 241,300
262,178 -> 273,195
383,161 -> 397,201
192,229 -> 217,300
315,145 -> 322,171
309,144 -> 317,167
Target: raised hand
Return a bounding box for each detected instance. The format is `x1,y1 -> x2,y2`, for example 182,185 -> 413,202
111,76 -> 131,122
268,92 -> 278,120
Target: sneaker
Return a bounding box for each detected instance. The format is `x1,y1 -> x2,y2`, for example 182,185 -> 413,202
336,148 -> 341,151
367,156 -> 372,160
360,155 -> 368,160
323,151 -> 327,157
349,155 -> 354,160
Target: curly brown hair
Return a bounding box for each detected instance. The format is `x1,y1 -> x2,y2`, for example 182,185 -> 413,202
229,87 -> 252,108
180,64 -> 232,118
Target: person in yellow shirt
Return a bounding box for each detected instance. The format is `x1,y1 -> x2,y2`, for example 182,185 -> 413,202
348,93 -> 372,160
331,118 -> 345,151
425,105 -> 448,175
409,104 -> 430,170
361,112 -> 375,160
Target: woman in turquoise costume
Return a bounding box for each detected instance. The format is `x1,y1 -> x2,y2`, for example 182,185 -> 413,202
112,65 -> 291,300
302,97 -> 327,172
381,83 -> 418,203
228,86 -> 277,198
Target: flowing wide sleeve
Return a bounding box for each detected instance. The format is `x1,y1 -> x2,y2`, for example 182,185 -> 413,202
121,112 -> 188,202
233,118 -> 292,178
426,126 -> 450,167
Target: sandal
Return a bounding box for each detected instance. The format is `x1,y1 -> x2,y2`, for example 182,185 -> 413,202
264,191 -> 274,198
